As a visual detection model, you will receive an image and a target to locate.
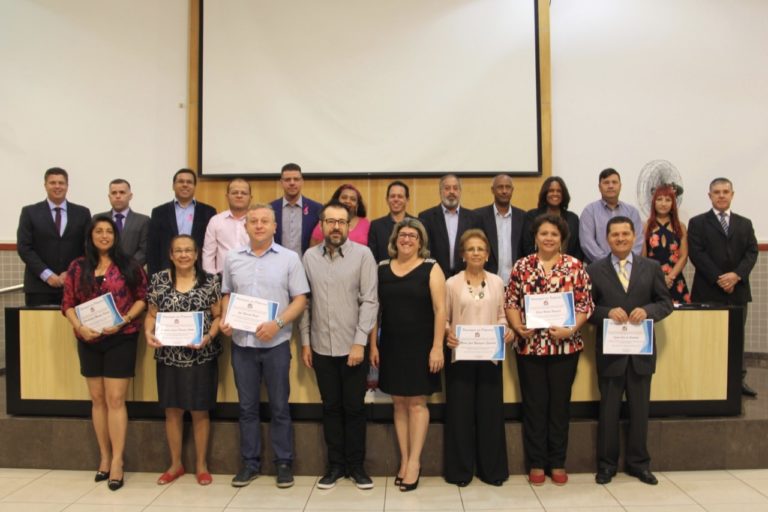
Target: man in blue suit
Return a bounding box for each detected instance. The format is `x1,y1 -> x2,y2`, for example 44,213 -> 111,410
270,163 -> 321,255
147,169 -> 217,276
17,167 -> 91,306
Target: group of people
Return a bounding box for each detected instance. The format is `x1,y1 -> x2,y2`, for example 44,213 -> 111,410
16,163 -> 757,492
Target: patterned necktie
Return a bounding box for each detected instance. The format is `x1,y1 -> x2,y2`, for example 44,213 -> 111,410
54,207 -> 62,237
618,259 -> 630,291
719,212 -> 728,235
115,213 -> 125,234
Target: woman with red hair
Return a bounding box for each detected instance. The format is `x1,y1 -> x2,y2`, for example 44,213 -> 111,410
642,185 -> 691,304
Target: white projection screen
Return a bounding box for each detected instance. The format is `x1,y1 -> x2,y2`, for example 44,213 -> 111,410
200,0 -> 541,177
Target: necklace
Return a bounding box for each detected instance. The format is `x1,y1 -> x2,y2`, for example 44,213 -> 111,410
467,279 -> 486,300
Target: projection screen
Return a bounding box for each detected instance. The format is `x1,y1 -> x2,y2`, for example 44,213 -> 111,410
200,0 -> 541,177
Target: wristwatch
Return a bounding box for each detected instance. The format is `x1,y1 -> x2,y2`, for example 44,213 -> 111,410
276,317 -> 285,329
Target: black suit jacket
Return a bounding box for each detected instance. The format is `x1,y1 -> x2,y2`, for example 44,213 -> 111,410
96,210 -> 150,267
147,200 -> 216,275
688,210 -> 758,305
418,205 -> 477,277
521,207 -> 583,260
368,213 -> 415,262
587,255 -> 673,377
474,204 -> 526,276
17,200 -> 91,295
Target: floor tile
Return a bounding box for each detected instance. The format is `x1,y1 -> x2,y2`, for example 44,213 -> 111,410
149,482 -> 238,508
0,479 -> 34,499
145,507 -> 224,512
0,469 -> 49,480
702,505 -> 768,512
546,508 -> 624,512
623,505 -> 706,512
226,484 -> 313,509
675,479 -> 768,505
661,470 -> 736,483
533,482 -> 620,508
0,504 -> 66,512
729,469 -> 768,481
604,480 -> 696,507
62,504 -> 145,512
305,484 -> 385,510
384,484 -> 463,511
75,480 -> 167,506
1,480 -> 97,504
460,483 -> 543,510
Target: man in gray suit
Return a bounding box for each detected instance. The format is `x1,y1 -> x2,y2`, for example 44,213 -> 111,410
586,216 -> 673,486
96,178 -> 149,266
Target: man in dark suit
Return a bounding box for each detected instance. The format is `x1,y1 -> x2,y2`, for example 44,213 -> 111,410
587,216 -> 673,486
474,174 -> 526,286
147,168 -> 217,276
368,180 -> 414,262
688,178 -> 758,396
270,163 -> 321,255
418,174 -> 476,277
17,167 -> 91,306
95,178 -> 149,267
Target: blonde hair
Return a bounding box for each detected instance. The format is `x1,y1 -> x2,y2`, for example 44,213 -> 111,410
387,218 -> 430,259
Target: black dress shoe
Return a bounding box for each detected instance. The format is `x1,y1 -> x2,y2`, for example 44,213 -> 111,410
456,480 -> 469,487
742,382 -> 758,397
94,471 -> 110,482
595,470 -> 614,484
107,477 -> 124,491
627,468 -> 658,485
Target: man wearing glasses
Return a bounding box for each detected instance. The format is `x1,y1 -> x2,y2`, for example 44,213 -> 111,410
300,200 -> 378,489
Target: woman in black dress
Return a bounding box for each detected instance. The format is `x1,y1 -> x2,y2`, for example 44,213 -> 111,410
370,218 -> 446,491
145,235 -> 222,486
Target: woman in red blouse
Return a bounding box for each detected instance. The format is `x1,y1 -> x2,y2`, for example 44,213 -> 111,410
505,214 -> 593,486
62,215 -> 148,491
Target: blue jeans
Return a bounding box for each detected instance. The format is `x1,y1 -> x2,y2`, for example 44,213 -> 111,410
231,341 -> 293,470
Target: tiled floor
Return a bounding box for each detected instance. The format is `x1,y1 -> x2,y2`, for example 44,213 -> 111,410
0,468 -> 767,512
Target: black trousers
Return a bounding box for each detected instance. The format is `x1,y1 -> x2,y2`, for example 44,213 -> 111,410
25,291 -> 62,306
312,351 -> 368,469
597,362 -> 652,473
443,360 -> 508,484
516,351 -> 580,470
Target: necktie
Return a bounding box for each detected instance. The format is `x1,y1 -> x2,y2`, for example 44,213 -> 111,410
54,207 -> 62,237
719,212 -> 728,235
115,213 -> 125,234
618,259 -> 630,291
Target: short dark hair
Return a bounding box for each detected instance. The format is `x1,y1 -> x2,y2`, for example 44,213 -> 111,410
173,168 -> 197,185
531,213 -> 569,243
44,167 -> 68,182
109,178 -> 131,189
598,168 -> 620,182
227,178 -> 251,193
387,180 -> 410,199
319,200 -> 350,221
537,176 -> 571,211
709,177 -> 733,190
281,163 -> 302,175
606,215 -> 635,235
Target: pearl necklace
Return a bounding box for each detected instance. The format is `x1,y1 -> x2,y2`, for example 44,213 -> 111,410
467,280 -> 486,300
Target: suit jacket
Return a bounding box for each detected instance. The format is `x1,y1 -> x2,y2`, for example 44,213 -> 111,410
95,209 -> 150,267
270,195 -> 322,254
17,200 -> 91,295
474,203 -> 526,275
521,207 -> 583,260
367,213 -> 415,262
587,255 -> 673,377
146,200 -> 216,275
418,204 -> 477,277
688,210 -> 758,305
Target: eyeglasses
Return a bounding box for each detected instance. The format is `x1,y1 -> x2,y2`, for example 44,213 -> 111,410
172,248 -> 195,255
323,218 -> 349,227
397,232 -> 419,240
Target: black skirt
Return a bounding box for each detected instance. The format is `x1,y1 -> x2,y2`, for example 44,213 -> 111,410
156,359 -> 219,411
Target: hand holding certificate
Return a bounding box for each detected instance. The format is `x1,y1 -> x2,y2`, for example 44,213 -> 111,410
602,319 -> 654,355
224,293 -> 279,333
452,325 -> 506,362
524,292 -> 576,329
75,293 -> 124,332
155,312 -> 205,346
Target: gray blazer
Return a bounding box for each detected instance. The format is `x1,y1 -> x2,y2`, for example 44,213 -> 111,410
586,255 -> 673,377
96,209 -> 150,267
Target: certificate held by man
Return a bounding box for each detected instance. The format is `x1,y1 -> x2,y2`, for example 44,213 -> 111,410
155,311 -> 205,346
452,324 -> 506,362
602,319 -> 654,355
225,293 -> 279,333
75,292 -> 123,332
524,291 -> 576,329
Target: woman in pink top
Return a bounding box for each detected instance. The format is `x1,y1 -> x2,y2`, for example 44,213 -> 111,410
310,184 -> 370,246
443,229 -> 512,487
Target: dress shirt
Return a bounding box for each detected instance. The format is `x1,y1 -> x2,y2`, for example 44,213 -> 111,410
579,199 -> 643,263
202,209 -> 249,274
174,199 -> 196,236
281,197 -> 304,255
493,204 -> 513,285
110,208 -> 130,226
40,199 -> 69,281
611,252 -> 634,283
300,240 -> 378,356
443,205 -> 460,269
222,241 -> 310,349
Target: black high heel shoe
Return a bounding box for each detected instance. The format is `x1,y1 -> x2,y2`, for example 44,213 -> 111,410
94,471 -> 110,482
394,475 -> 404,486
399,469 -> 421,492
108,477 -> 124,491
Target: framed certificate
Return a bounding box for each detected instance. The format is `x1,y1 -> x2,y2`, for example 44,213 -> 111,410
524,291 -> 576,329
602,319 -> 654,355
452,324 -> 506,362
75,292 -> 123,332
225,293 -> 279,333
155,311 -> 205,346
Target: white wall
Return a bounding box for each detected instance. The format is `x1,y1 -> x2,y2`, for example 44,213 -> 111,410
550,0 -> 768,239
